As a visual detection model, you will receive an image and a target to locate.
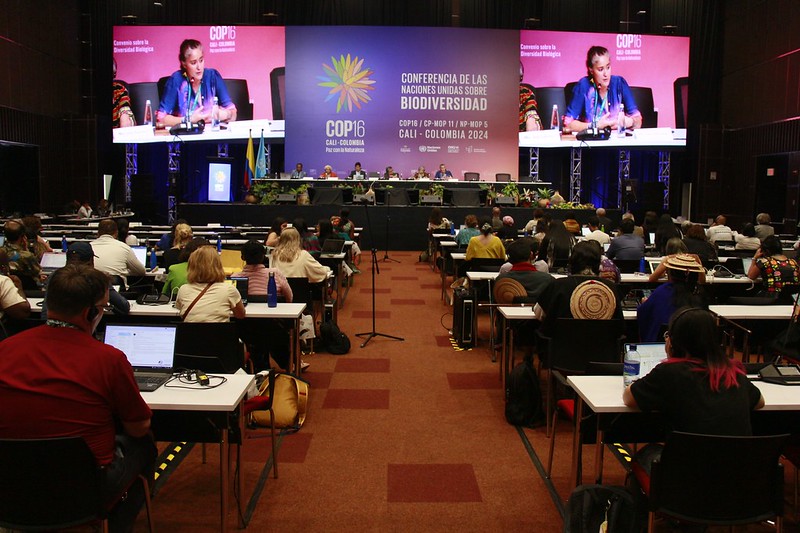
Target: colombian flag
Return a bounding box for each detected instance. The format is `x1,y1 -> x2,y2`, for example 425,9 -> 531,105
244,130 -> 255,191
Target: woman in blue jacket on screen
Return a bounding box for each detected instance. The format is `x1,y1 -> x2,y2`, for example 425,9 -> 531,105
157,39 -> 237,128
563,46 -> 642,134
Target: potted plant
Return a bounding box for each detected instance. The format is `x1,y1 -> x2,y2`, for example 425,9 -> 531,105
536,187 -> 554,208
495,182 -> 520,206
519,187 -> 535,208
251,181 -> 281,205
420,183 -> 444,205
291,183 -> 311,205
479,183 -> 497,206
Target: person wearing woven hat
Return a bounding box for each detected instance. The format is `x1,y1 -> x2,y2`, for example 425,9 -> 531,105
534,241 -> 622,336
637,253 -> 707,342
40,242 -> 130,319
497,239 -> 553,302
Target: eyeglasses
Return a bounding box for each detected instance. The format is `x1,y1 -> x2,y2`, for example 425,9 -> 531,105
663,331 -> 670,340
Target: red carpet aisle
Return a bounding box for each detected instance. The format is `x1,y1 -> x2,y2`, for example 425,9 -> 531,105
137,252 -> 562,531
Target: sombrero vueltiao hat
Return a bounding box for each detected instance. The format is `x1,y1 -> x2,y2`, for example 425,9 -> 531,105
569,279 -> 616,320
663,253 -> 705,273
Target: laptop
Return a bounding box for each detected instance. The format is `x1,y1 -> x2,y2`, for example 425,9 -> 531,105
625,342 -> 667,378
742,257 -> 753,274
581,227 -> 591,237
104,324 -> 177,391
646,257 -> 663,275
648,232 -> 656,245
320,238 -> 345,257
228,276 -> 249,306
40,252 -> 67,274
131,246 -> 149,270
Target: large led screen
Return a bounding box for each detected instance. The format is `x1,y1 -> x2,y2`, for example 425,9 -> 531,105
284,26 -> 519,180
113,25 -> 285,125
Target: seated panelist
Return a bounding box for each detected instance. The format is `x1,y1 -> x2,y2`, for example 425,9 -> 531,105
157,38 -> 237,128
383,166 -> 399,180
413,166 -> 430,179
348,162 -> 367,180
319,165 -> 338,179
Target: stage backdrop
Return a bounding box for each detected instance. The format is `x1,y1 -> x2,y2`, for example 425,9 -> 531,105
284,26 -> 519,180
520,30 -> 689,129
113,25 -> 285,120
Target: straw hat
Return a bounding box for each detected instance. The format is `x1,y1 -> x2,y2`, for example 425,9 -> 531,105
494,278 -> 527,304
664,253 -> 704,273
569,279 -> 616,320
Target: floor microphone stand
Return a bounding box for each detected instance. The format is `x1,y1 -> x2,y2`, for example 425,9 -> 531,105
356,200 -> 404,348
382,189 -> 400,263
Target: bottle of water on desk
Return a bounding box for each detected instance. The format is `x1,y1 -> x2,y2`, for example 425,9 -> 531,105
143,99 -> 153,127
211,96 -> 220,131
617,103 -> 626,138
216,235 -> 222,254
61,234 -> 68,253
149,246 -> 157,271
550,104 -> 560,130
267,271 -> 278,308
623,344 -> 640,388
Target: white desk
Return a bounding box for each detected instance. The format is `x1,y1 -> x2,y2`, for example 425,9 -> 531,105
518,127 -> 686,149
565,374 -> 800,490
709,304 -> 794,320
146,373 -> 253,532
112,119 -> 284,144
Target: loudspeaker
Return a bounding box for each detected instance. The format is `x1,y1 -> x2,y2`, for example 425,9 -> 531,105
452,287 -> 476,348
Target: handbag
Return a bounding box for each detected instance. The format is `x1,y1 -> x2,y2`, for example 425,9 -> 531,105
180,283 -> 213,320
249,372 -> 309,429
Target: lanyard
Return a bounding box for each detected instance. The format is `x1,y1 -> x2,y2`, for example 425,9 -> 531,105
593,90 -> 608,123
187,78 -> 203,117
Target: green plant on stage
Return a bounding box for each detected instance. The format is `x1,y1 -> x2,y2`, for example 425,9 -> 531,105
251,182 -> 281,205
536,187 -> 554,200
500,182 -> 520,200
428,183 -> 445,197
289,183 -> 310,195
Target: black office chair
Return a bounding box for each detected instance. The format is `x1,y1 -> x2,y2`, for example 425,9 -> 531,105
629,86 -> 658,128
224,79 -> 253,120
175,322 -> 246,373
126,82 -> 160,125
0,436 -> 154,532
533,86 -> 568,128
269,67 -> 286,120
611,258 -> 643,274
495,173 -> 511,182
464,172 -> 480,182
644,432 -> 788,532
538,318 -> 625,476
673,76 -> 689,129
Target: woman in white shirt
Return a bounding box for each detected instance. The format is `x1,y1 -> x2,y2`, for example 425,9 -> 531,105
270,228 -> 330,283
176,246 -> 246,323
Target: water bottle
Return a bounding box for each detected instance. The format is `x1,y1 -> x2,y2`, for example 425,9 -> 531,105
211,96 -> 220,131
61,234 -> 68,253
639,256 -> 646,273
216,235 -> 222,254
623,344 -> 641,388
450,223 -> 456,236
617,103 -> 626,137
267,271 -> 278,308
550,104 -> 560,130
149,246 -> 157,271
143,99 -> 153,127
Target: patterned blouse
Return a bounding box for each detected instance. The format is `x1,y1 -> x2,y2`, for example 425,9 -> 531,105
755,256 -> 800,293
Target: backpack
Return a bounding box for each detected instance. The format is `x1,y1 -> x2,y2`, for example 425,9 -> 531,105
563,484 -> 645,533
320,320 -> 351,354
504,358 -> 545,428
248,371 -> 310,429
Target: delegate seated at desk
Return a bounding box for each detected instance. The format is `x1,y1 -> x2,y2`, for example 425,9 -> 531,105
176,246 -> 246,322
563,45 -> 642,134
0,264 -> 156,531
623,308 -> 764,475
348,162 -> 367,180
156,38 -> 237,128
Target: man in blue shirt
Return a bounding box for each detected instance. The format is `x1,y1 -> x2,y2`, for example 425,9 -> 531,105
606,219 -> 645,261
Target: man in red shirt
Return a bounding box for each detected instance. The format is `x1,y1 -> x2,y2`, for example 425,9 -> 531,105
0,264 -> 155,530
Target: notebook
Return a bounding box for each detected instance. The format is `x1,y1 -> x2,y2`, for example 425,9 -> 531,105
624,343 -> 667,378
104,324 -> 177,391
40,252 -> 67,273
320,238 -> 345,256
131,246 -> 148,269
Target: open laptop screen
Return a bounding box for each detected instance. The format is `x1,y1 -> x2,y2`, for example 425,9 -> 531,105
625,343 -> 667,378
132,246 -> 148,268
104,324 -> 176,369
40,252 -> 67,270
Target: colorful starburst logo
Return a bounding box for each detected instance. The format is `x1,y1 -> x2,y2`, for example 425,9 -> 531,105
318,54 -> 376,113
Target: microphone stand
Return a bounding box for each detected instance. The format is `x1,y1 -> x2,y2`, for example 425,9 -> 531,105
382,189 -> 400,263
355,200 -> 404,348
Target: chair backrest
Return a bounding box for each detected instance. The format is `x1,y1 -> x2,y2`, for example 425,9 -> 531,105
464,172 -> 480,182
174,321 -> 244,373
126,82 -> 160,125
219,248 -> 245,275
0,437 -> 105,530
518,174 -> 534,182
495,173 -> 511,182
224,79 -> 253,120
286,277 -> 314,305
548,318 -> 625,374
629,86 -> 658,128
533,86 -> 568,127
673,76 -> 689,129
270,67 -> 286,120
611,259 -> 642,274
650,431 -> 788,525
